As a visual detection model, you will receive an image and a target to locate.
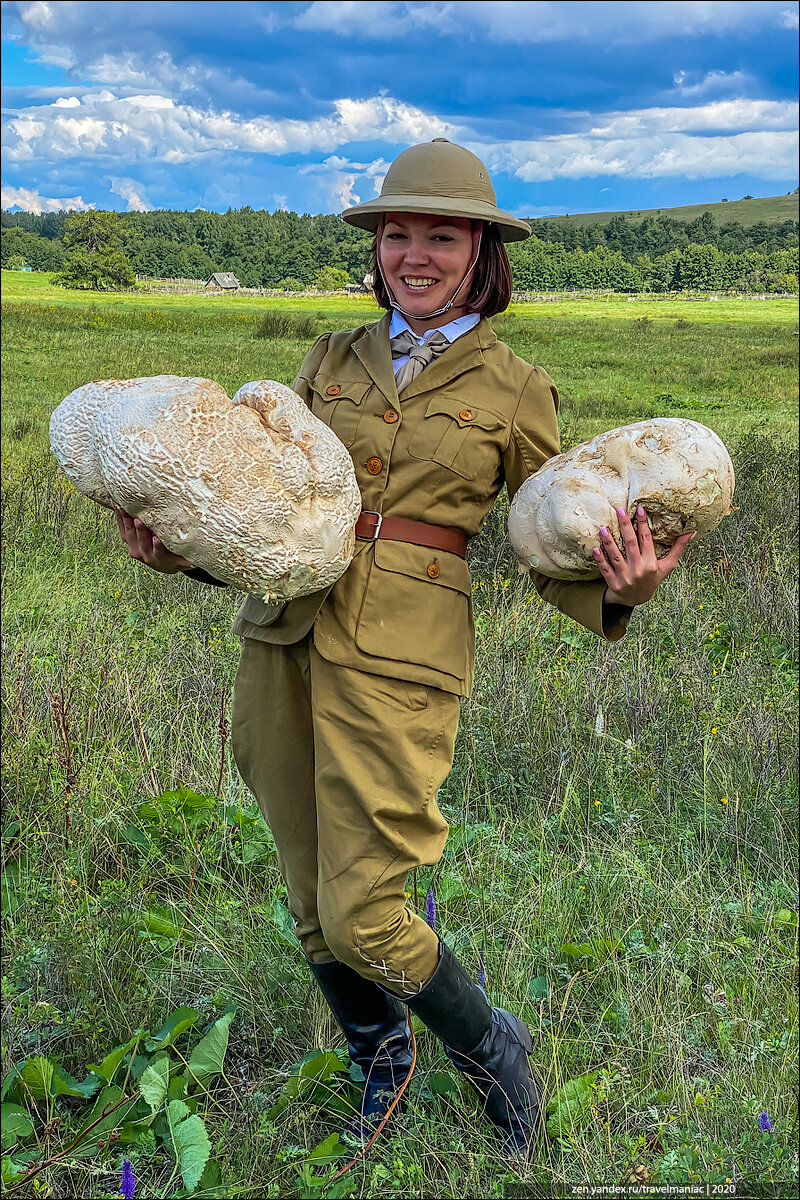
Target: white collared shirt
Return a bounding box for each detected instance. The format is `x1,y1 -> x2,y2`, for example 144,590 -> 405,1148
389,309 -> 480,377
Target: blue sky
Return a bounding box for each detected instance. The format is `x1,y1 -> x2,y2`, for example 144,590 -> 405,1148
1,1 -> 798,218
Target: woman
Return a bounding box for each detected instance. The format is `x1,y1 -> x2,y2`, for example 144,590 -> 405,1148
115,139 -> 694,1155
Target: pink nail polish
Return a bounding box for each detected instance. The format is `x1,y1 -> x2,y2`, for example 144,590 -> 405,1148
617,507 -> 626,517
600,527 -> 609,537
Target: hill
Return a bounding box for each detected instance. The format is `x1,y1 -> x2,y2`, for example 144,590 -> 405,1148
533,191 -> 799,229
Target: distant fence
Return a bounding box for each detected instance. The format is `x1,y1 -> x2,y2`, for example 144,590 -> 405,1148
127,277 -> 797,301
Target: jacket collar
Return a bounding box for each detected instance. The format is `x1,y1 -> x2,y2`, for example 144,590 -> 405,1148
352,311 -> 497,401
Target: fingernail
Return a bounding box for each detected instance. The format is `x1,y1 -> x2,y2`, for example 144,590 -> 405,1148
617,507 -> 627,517
637,506 -> 645,516
600,526 -> 609,537
592,547 -> 601,557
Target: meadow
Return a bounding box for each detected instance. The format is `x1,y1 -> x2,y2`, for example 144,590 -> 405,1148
1,272 -> 798,1198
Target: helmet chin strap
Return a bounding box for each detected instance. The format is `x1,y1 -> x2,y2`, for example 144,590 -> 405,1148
377,223 -> 483,322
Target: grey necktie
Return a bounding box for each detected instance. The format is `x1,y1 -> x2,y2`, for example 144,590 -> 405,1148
390,329 -> 450,394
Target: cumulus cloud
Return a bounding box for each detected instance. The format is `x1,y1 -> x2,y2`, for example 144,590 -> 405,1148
107,176 -> 153,211
294,0 -> 799,42
2,90 -> 457,164
483,128 -> 798,183
299,155 -> 390,210
0,184 -> 94,213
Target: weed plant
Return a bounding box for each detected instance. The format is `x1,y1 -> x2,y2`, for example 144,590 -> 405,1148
1,288 -> 798,1197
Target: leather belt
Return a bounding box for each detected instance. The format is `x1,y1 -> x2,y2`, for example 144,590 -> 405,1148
355,511 -> 468,559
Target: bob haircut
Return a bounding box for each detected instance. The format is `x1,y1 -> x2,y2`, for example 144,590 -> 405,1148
370,221 -> 513,318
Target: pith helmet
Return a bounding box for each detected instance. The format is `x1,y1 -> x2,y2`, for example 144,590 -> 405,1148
342,139 -> 531,243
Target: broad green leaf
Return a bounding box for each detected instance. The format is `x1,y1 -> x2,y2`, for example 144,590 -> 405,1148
52,1065 -> 99,1099
88,1036 -> 139,1083
559,942 -> 595,962
529,975 -> 548,1001
268,1049 -> 349,1117
71,1085 -> 139,1158
166,1098 -> 190,1124
187,1011 -> 234,1089
18,1057 -> 54,1101
145,1007 -> 200,1052
268,898 -> 299,946
167,1073 -> 189,1103
1,1103 -> 34,1149
435,875 -> 481,905
1,1156 -> 29,1184
173,1113 -> 212,1192
119,823 -> 152,850
307,1132 -> 347,1163
545,1072 -> 598,1137
774,909 -> 798,929
198,1158 -> 222,1190
420,1070 -> 459,1099
140,1055 -> 170,1112
1,1067 -> 22,1102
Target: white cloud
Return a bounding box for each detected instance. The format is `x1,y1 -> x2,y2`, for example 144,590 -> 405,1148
52,96 -> 81,108
587,99 -> 797,137
2,91 -> 457,164
780,6 -> 800,28
484,128 -> 799,183
299,154 -> 390,210
107,176 -> 153,211
671,70 -> 756,98
294,0 -> 799,42
0,184 -> 94,213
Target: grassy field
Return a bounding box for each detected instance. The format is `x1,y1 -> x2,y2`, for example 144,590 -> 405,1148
1,277 -> 798,1198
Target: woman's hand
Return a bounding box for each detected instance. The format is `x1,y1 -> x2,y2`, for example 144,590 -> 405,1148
113,506 -> 194,573
593,505 -> 695,607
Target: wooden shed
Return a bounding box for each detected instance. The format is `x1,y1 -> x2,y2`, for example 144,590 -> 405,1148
205,272 -> 240,291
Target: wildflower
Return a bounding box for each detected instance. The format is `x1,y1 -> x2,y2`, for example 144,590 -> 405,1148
759,1111 -> 773,1133
120,1159 -> 135,1200
719,797 -> 728,805
711,727 -> 718,735
425,887 -> 436,931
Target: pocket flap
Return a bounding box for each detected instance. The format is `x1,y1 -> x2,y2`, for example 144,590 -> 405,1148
373,538 -> 472,595
312,380 -> 372,405
423,396 -> 505,431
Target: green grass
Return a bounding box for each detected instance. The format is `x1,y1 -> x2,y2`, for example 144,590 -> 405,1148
540,192 -> 799,228
1,284 -> 798,1198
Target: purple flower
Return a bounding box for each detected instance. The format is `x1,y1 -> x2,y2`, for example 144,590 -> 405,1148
425,887 -> 436,931
120,1159 -> 135,1200
759,1112 -> 773,1133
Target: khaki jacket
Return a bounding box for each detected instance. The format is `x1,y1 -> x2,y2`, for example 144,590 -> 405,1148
232,312 -> 631,695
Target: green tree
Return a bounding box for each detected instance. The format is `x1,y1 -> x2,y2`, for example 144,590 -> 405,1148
312,265 -> 351,290
54,210 -> 135,290
5,254 -> 27,269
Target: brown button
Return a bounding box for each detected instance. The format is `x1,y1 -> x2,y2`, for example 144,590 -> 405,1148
459,409 -> 473,421
383,408 -> 399,423
366,457 -> 383,475
426,561 -> 440,579
325,384 -> 341,396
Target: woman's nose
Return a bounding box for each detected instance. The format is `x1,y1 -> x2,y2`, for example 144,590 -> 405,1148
402,239 -> 430,266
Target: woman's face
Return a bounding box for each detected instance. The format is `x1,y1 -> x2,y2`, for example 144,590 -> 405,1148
378,213 -> 479,327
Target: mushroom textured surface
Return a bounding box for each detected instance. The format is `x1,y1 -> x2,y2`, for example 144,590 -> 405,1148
508,417 -> 735,580
49,375 -> 362,599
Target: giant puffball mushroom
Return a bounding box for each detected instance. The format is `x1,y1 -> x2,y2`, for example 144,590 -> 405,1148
508,417 -> 735,580
49,374 -> 362,600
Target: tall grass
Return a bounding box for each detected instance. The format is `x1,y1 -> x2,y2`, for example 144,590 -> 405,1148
1,292 -> 797,1197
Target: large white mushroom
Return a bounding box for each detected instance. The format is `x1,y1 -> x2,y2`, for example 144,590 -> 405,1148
508,417 -> 735,580
49,374 -> 362,600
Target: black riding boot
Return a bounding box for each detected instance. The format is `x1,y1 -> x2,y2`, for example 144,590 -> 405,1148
403,942 -> 543,1156
308,959 -> 413,1135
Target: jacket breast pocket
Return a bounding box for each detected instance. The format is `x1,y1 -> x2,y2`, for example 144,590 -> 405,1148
407,396 -> 505,479
309,379 -> 371,448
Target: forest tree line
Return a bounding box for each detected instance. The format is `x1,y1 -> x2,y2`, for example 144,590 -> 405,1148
1,204 -> 797,293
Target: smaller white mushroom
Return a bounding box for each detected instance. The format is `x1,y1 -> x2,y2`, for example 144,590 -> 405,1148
49,375 -> 362,600
508,417 -> 735,580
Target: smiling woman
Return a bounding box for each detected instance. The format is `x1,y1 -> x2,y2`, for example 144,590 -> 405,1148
113,137 -> 696,1159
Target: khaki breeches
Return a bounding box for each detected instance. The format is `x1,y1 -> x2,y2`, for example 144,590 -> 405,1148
231,635 -> 461,994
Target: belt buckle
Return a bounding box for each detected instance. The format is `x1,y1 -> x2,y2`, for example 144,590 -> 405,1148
358,510 -> 383,540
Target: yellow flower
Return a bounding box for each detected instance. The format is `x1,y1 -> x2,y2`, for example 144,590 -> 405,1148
594,800 -> 601,806
711,727 -> 718,734
719,797 -> 728,805
699,603 -> 703,609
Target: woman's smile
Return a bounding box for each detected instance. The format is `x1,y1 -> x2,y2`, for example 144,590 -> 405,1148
378,212 -> 479,329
